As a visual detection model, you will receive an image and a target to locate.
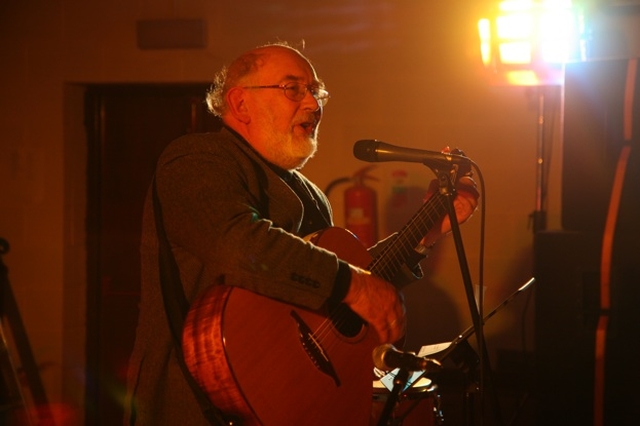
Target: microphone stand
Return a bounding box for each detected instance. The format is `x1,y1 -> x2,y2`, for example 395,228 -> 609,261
433,167 -> 502,426
402,278 -> 535,426
377,367 -> 410,426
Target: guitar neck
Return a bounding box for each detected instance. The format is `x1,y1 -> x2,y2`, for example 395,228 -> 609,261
368,192 -> 449,283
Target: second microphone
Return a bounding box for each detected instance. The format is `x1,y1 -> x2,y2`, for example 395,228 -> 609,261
373,344 -> 442,373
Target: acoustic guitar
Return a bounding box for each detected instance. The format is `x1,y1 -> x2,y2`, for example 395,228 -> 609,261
182,160 -> 467,425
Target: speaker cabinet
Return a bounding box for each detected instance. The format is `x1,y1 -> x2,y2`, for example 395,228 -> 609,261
534,231 -> 600,425
536,58 -> 640,424
562,58 -> 640,235
535,230 -> 640,425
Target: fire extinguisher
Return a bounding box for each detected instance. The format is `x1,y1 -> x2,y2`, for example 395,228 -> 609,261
343,166 -> 379,247
324,166 -> 379,247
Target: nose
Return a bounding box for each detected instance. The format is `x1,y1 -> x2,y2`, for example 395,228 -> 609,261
301,89 -> 321,111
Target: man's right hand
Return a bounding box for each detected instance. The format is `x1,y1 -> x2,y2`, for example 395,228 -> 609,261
342,266 -> 406,344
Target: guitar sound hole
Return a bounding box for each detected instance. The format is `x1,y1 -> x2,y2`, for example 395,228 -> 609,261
331,304 -> 365,338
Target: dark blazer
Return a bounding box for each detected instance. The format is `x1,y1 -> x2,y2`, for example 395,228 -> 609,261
124,127 -> 345,425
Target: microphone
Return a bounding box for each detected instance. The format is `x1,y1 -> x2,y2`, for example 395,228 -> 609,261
372,344 -> 442,372
353,140 -> 470,167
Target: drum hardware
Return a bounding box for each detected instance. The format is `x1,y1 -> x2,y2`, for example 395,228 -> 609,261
372,369 -> 442,426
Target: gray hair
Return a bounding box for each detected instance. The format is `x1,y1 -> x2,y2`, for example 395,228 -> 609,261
205,41 -> 304,117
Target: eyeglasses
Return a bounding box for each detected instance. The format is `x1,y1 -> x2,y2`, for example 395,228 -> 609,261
242,82 -> 330,106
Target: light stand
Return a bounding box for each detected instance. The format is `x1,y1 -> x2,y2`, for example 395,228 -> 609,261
479,1 -> 575,233
533,86 -> 547,233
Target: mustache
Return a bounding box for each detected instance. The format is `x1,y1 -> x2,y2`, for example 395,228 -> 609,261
296,112 -> 321,126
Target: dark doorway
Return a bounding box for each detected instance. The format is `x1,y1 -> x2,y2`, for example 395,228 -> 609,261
84,84 -> 222,425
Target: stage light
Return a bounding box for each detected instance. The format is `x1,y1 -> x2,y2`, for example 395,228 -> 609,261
478,0 -> 584,86
478,1 -> 586,232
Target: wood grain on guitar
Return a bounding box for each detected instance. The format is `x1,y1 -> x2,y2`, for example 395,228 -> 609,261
182,157 -> 468,425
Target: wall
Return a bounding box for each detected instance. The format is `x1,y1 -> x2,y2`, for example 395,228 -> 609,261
1,0 -> 636,423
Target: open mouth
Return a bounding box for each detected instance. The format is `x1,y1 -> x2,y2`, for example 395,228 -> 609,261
300,122 -> 314,132
297,120 -> 316,135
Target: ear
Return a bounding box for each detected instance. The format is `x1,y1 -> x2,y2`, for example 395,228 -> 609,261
226,87 -> 251,124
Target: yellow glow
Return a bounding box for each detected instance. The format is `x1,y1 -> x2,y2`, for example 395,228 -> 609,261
478,18 -> 491,41
505,70 -> 541,85
478,19 -> 492,66
478,0 -> 580,85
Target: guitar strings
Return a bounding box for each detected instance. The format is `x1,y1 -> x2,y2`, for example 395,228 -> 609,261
309,194 -> 449,355
369,194 -> 447,281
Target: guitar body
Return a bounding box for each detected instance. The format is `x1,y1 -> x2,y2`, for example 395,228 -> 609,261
182,227 -> 379,425
182,156 -> 468,425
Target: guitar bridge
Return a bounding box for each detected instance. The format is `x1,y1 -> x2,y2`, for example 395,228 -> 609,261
290,310 -> 341,387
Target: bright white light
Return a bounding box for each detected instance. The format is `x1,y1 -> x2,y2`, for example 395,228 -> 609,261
478,19 -> 492,66
478,0 -> 583,85
496,14 -> 533,39
500,42 -> 532,64
537,1 -> 577,63
486,0 -> 580,65
499,0 -> 534,12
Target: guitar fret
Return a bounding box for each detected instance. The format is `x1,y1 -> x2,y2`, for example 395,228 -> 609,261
369,193 -> 449,283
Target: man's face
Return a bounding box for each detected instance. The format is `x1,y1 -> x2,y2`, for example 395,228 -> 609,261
242,48 -> 324,170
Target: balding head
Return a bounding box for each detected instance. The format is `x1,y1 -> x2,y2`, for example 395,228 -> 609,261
207,43 -> 317,118
206,42 -> 326,171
